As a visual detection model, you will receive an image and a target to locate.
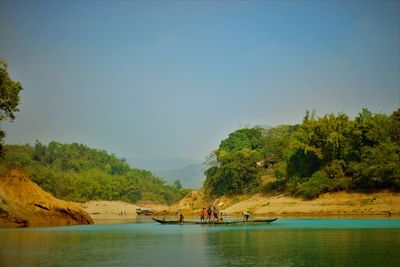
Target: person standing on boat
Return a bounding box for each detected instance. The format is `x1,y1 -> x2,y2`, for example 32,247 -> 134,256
242,211 -> 250,222
207,206 -> 212,222
200,207 -> 206,222
213,207 -> 219,222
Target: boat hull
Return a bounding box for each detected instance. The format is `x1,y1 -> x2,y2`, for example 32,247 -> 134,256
152,218 -> 277,225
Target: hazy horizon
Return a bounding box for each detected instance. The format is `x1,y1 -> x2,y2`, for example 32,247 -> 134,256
1,1 -> 399,163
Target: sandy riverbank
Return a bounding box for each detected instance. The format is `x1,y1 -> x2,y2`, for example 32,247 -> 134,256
178,190 -> 400,216
80,201 -> 139,218
80,200 -> 179,219
78,191 -> 400,220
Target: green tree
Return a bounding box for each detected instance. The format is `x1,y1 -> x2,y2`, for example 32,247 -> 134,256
204,149 -> 261,196
349,143 -> 400,190
173,180 -> 183,190
286,112 -> 354,179
219,128 -> 264,152
390,109 -> 400,146
261,125 -> 294,160
207,108 -> 400,197
0,59 -> 23,154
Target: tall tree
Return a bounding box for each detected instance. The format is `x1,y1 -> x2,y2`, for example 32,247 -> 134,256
0,59 -> 23,154
204,127 -> 264,196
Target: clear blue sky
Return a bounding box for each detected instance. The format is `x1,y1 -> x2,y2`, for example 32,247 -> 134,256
1,0 -> 399,163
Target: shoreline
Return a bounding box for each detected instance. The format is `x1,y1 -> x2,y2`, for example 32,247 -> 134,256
79,200 -> 179,217
79,191 -> 400,219
178,191 -> 400,216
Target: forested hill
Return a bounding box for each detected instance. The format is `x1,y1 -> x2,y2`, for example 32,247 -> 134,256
204,108 -> 400,198
0,142 -> 188,204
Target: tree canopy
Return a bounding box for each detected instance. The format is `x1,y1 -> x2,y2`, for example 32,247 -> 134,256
1,141 -> 189,204
204,128 -> 265,196
0,59 -> 23,154
204,108 -> 400,198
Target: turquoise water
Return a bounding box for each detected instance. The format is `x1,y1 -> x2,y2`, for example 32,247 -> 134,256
1,218 -> 400,266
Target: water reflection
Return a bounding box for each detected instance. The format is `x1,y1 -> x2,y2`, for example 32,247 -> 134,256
205,228 -> 400,266
1,219 -> 400,267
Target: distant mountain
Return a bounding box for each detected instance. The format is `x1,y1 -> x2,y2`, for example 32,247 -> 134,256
126,157 -> 198,173
125,157 -> 205,188
156,163 -> 205,189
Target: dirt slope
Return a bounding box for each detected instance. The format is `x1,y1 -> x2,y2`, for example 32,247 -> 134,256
0,169 -> 93,227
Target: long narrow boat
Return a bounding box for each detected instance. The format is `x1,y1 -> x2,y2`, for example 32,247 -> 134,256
152,217 -> 277,225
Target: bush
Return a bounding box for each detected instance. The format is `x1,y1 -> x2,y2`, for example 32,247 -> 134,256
349,143 -> 400,190
299,171 -> 331,199
286,176 -> 302,195
325,160 -> 346,179
287,149 -> 321,178
274,161 -> 287,179
331,177 -> 353,191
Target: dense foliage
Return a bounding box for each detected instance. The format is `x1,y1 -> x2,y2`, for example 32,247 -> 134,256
0,59 -> 23,154
204,108 -> 400,198
0,141 -> 189,204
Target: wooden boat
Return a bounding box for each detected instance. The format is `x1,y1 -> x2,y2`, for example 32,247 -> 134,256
152,217 -> 277,225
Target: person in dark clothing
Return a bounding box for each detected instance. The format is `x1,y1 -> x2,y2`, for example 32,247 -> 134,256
213,207 -> 219,222
207,206 -> 212,222
242,211 -> 250,222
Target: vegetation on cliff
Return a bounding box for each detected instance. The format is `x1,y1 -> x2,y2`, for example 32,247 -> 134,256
204,108 -> 400,198
1,142 -> 189,204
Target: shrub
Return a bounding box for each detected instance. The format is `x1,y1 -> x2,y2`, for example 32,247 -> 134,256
325,160 -> 346,179
274,161 -> 287,179
286,176 -> 302,195
331,177 -> 353,191
262,178 -> 286,193
299,171 -> 331,199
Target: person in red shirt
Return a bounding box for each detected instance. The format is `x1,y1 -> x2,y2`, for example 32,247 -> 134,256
200,207 -> 206,222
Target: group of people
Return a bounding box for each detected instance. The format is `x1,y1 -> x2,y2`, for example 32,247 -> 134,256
177,208 -> 251,223
199,207 -> 251,222
200,206 -> 223,223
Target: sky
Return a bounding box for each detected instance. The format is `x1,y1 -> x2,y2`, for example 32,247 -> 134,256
0,0 -> 399,165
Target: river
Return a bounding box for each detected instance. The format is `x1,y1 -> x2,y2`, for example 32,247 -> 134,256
1,217 -> 400,266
